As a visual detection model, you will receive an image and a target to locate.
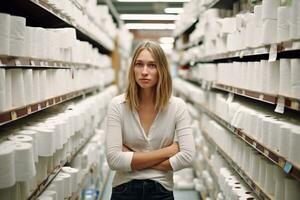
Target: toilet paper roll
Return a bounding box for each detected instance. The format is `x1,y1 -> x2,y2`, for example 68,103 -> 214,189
17,129 -> 38,162
260,60 -> 268,93
57,172 -> 71,198
245,14 -> 256,48
5,69 -> 12,109
279,125 -> 291,159
274,166 -> 287,200
9,15 -> 26,56
8,134 -> 36,163
0,68 -> 6,112
266,61 -> 279,94
262,0 -> 280,20
290,59 -> 300,98
61,167 -> 79,193
11,69 -> 26,108
23,69 -> 33,104
250,153 -> 260,183
254,5 -> 263,27
264,162 -> 275,195
284,178 -> 300,200
37,196 -> 53,200
32,70 -> 40,103
0,141 -> 15,188
35,128 -> 55,156
18,181 -> 30,200
12,142 -> 36,181
289,128 -> 300,166
23,27 -> 32,57
0,13 -> 10,55
51,178 -> 64,200
289,0 -> 300,39
262,19 -> 277,45
262,117 -> 272,146
268,120 -> 282,152
36,156 -> 48,184
42,190 -> 57,200
277,7 -> 290,43
0,184 -> 18,200
279,59 -> 291,96
39,70 -> 47,101
258,158 -> 267,188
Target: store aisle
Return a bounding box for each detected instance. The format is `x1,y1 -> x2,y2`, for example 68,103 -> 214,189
101,171 -> 201,200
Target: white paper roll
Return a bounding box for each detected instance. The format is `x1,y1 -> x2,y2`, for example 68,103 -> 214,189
279,59 -> 291,96
16,130 -> 39,162
12,142 -> 36,181
274,166 -> 287,200
245,14 -> 256,48
9,15 -> 26,56
0,141 -> 15,188
264,162 -> 275,196
284,178 -> 300,200
61,167 -> 79,193
23,69 -> 33,104
268,120 -> 282,152
36,156 -> 48,184
290,59 -> 300,98
41,190 -> 57,200
254,5 -> 263,27
262,0 -> 280,20
262,19 -> 277,45
5,69 -> 12,109
258,158 -> 267,188
37,195 -> 53,200
57,173 -> 71,198
266,61 -> 279,94
277,6 -> 290,43
39,70 -> 47,101
11,69 -> 26,108
36,128 -> 55,156
279,125 -> 291,159
260,60 -> 268,93
0,13 -> 10,55
250,153 -> 260,182
289,128 -> 300,166
0,68 -> 6,112
32,70 -> 40,103
289,0 -> 300,39
51,178 -> 64,200
0,185 -> 18,200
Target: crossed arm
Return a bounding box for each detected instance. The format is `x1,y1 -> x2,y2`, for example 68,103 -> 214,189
122,143 -> 179,171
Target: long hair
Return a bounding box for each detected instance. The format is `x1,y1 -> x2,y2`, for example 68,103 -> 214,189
125,41 -> 172,111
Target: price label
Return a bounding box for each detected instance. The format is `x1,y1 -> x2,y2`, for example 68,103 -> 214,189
275,96 -> 285,114
255,187 -> 260,195
278,158 -> 285,168
11,111 -> 17,120
0,59 -> 3,66
242,134 -> 246,140
269,44 -> 277,62
27,106 -> 31,114
15,59 -> 21,66
259,94 -> 264,100
46,101 -> 49,107
253,141 -> 257,148
30,60 -> 35,66
38,104 -> 41,110
291,101 -> 299,110
239,51 -> 244,58
264,149 -> 269,156
284,162 -> 292,173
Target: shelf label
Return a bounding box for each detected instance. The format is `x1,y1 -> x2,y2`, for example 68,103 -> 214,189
239,51 -> 244,58
253,141 -> 257,148
38,104 -> 41,110
291,101 -> 299,110
283,162 -> 292,173
264,149 -> 269,156
11,111 -> 17,120
278,158 -> 285,168
269,44 -> 277,62
242,134 -> 246,140
15,59 -> 21,66
46,101 -> 49,107
275,96 -> 285,114
259,94 -> 264,100
30,60 -> 35,66
0,59 -> 3,66
255,187 -> 260,195
27,106 -> 31,114
226,93 -> 234,103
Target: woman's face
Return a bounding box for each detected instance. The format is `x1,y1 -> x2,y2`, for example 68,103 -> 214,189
134,49 -> 158,90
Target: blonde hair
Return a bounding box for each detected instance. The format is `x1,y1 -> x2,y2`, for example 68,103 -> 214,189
125,41 -> 172,111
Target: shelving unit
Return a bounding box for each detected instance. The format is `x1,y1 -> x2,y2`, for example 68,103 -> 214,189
201,129 -> 272,200
205,0 -> 239,9
213,83 -> 300,112
0,85 -> 100,126
0,0 -> 113,53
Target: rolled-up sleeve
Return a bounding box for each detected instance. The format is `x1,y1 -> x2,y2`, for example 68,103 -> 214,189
105,99 -> 133,171
169,99 -> 196,171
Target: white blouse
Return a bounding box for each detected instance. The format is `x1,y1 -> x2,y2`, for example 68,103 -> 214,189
105,94 -> 195,190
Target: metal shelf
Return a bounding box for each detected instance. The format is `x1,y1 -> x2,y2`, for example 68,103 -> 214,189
0,55 -> 107,69
195,103 -> 300,182
213,83 -> 300,112
0,86 -> 99,127
201,129 -> 272,200
0,0 -> 113,54
205,0 -> 239,9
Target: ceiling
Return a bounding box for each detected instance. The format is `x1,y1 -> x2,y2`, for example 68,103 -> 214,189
98,0 -> 185,43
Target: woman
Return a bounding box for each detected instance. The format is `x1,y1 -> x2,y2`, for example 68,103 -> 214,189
105,41 -> 195,200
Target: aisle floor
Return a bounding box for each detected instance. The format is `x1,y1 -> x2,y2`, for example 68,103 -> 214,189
101,171 -> 201,200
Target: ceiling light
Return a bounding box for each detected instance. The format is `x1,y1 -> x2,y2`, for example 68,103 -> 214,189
124,23 -> 176,30
159,37 -> 175,43
118,0 -> 189,2
164,8 -> 184,14
120,14 -> 179,21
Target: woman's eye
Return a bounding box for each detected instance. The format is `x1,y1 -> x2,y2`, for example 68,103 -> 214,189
149,64 -> 156,69
135,63 -> 143,67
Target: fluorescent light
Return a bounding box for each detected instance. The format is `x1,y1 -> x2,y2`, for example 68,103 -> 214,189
164,8 -> 184,14
120,14 -> 179,21
118,0 -> 189,2
124,23 -> 176,30
159,37 -> 174,43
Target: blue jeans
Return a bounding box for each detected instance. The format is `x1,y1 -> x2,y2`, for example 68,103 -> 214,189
110,179 -> 174,200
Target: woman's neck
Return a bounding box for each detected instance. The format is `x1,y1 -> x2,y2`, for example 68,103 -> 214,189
140,88 -> 155,105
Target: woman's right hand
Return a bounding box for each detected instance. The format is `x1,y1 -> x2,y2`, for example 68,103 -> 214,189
167,142 -> 180,157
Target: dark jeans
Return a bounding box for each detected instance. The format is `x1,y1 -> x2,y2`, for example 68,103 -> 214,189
110,179 -> 174,200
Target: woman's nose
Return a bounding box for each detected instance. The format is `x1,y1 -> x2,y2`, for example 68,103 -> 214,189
141,66 -> 148,75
